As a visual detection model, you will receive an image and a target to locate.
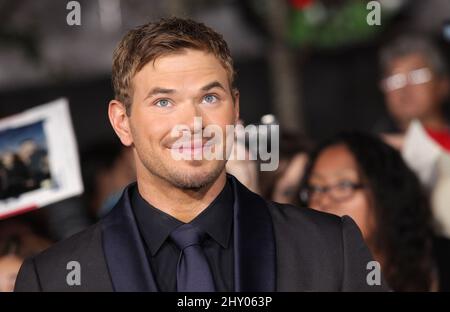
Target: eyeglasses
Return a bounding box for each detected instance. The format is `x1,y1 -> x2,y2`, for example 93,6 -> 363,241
300,181 -> 365,204
382,67 -> 433,92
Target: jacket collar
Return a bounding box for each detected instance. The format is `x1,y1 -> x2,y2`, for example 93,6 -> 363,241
101,175 -> 276,291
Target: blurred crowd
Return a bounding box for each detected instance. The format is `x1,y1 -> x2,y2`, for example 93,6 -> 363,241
1,32 -> 450,292
0,139 -> 51,200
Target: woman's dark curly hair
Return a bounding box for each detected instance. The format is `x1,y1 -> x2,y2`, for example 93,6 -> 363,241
297,131 -> 434,291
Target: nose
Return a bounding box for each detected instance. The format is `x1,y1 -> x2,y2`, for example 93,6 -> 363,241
177,101 -> 203,133
314,192 -> 334,213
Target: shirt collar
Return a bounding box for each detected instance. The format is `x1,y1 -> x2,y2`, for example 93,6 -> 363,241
190,180 -> 233,249
131,186 -> 182,256
131,179 -> 234,256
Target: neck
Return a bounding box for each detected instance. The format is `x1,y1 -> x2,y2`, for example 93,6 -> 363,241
398,111 -> 447,132
136,170 -> 227,223
421,113 -> 447,131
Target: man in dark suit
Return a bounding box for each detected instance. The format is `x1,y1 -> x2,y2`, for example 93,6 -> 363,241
15,17 -> 387,292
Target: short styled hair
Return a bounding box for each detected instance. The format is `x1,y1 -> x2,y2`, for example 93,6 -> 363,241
380,35 -> 448,78
112,17 -> 236,115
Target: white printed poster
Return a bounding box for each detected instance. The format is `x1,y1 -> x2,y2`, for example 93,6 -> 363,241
0,98 -> 84,218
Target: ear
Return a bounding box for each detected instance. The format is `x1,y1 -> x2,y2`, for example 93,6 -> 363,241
108,100 -> 134,146
233,89 -> 240,125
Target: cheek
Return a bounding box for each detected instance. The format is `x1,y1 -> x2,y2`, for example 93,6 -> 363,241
386,89 -> 411,106
337,194 -> 372,237
413,85 -> 436,106
134,105 -> 173,131
386,93 -> 407,117
389,85 -> 434,107
212,98 -> 237,118
209,106 -> 236,125
321,194 -> 369,220
131,114 -> 167,147
203,105 -> 237,137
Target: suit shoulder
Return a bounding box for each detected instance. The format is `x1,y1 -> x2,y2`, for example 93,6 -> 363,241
20,221 -> 113,291
267,200 -> 343,231
266,201 -> 347,291
32,222 -> 102,268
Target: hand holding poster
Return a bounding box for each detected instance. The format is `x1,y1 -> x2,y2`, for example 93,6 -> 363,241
0,98 -> 83,218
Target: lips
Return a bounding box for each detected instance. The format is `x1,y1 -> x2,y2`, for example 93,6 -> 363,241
167,139 -> 217,158
170,140 -> 211,149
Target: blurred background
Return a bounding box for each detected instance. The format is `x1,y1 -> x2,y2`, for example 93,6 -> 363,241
2,0 -> 449,143
1,0 -> 450,292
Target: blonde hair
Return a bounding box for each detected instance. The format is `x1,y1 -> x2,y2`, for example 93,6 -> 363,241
112,17 -> 236,115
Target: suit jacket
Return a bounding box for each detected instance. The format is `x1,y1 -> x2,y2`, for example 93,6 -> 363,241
15,176 -> 388,292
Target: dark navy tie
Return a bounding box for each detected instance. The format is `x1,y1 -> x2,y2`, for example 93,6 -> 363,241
170,223 -> 216,292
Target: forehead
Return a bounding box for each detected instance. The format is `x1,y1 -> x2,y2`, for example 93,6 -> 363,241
311,145 -> 359,179
132,49 -> 229,90
387,53 -> 430,73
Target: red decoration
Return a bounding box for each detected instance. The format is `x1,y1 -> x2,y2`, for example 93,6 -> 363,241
290,0 -> 314,10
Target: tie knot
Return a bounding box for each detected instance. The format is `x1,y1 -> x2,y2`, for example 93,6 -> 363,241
170,223 -> 206,250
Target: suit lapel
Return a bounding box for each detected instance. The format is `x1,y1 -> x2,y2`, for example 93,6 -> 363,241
101,177 -> 277,292
230,176 -> 277,291
101,184 -> 159,292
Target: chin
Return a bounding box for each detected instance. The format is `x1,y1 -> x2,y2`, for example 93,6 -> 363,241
166,161 -> 225,190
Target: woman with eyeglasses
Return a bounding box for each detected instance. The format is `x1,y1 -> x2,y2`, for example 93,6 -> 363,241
297,131 -> 450,291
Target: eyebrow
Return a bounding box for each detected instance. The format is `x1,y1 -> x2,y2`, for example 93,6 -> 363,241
144,87 -> 175,100
201,81 -> 227,92
144,81 -> 227,100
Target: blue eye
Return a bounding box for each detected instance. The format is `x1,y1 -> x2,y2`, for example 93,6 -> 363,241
202,94 -> 218,104
155,99 -> 171,107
